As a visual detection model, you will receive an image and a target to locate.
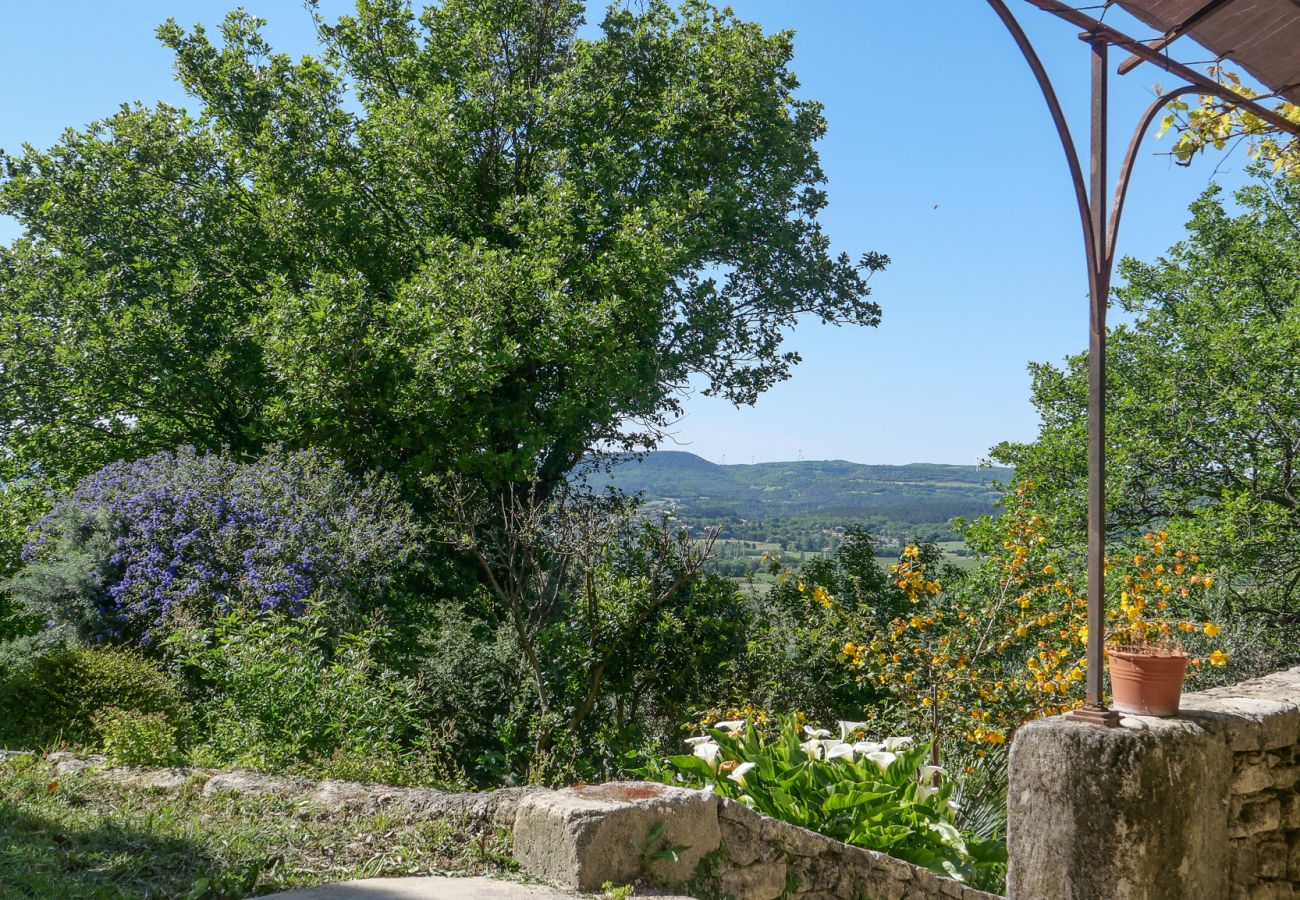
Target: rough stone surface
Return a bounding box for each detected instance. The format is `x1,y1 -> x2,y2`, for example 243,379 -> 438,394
1008,664 -> 1300,900
102,766 -> 203,791
203,770 -> 311,798
512,781 -> 721,892
48,751 -> 106,777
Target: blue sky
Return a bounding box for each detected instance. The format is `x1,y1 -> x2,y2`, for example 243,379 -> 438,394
0,2 -> 1258,466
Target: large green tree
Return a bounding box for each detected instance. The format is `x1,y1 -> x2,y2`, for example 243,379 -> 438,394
0,0 -> 884,509
992,172 -> 1300,633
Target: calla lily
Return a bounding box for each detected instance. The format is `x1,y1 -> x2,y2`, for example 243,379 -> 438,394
853,740 -> 885,755
825,741 -> 856,761
865,750 -> 897,773
918,764 -> 945,783
800,738 -> 825,759
803,726 -> 832,739
693,740 -> 722,772
883,736 -> 914,752
917,783 -> 940,802
685,736 -> 712,746
714,719 -> 746,733
838,720 -> 868,741
728,761 -> 757,786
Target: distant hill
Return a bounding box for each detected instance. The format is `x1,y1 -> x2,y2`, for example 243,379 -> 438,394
592,452 -> 1011,525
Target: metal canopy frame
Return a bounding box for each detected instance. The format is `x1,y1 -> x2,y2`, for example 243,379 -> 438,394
986,0 -> 1300,725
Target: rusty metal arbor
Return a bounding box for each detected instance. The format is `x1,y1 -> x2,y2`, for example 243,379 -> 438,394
986,0 -> 1300,725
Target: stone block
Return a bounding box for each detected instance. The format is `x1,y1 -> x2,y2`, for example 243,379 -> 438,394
720,815 -> 767,867
1180,695 -> 1300,752
1257,841 -> 1287,880
1230,798 -> 1281,839
1234,763 -> 1275,796
511,782 -> 720,892
718,861 -> 787,900
1007,715 -> 1232,899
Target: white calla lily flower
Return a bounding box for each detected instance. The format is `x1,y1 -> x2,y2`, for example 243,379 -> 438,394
825,741 -> 855,761
853,740 -> 885,755
728,761 -> 757,786
802,725 -> 832,739
693,740 -> 722,772
883,736 -> 914,752
865,750 -> 897,773
838,720 -> 868,741
800,738 -> 825,759
917,783 -> 940,802
685,736 -> 712,746
918,764 -> 945,783
714,719 -> 746,733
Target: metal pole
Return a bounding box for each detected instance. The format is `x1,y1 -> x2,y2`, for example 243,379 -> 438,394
1079,37 -> 1119,725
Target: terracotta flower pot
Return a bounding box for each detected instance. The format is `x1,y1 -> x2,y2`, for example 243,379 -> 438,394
1106,645 -> 1189,717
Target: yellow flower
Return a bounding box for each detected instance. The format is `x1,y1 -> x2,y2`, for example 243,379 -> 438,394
1209,650 -> 1229,667
1043,563 -> 1055,575
1203,623 -> 1221,638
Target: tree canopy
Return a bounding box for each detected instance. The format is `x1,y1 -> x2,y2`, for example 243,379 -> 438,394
0,0 -> 885,505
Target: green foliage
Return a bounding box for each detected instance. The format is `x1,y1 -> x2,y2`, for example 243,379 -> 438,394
990,172 -> 1300,669
714,529 -> 892,724
168,611 -> 429,774
0,645 -> 187,750
92,707 -> 180,768
665,718 -> 1006,888
0,0 -> 884,514
0,480 -> 51,642
0,505 -> 116,659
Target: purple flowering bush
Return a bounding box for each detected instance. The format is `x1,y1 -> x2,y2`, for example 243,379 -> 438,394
10,446 -> 423,646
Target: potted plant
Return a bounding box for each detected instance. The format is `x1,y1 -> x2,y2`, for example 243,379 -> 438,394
1102,532 -> 1228,717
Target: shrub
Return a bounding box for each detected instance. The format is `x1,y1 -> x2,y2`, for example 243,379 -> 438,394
0,645 -> 187,749
171,611 -> 430,773
9,446 -> 424,646
93,707 -> 179,767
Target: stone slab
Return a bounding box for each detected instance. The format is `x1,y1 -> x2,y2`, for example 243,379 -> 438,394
513,782 -> 720,892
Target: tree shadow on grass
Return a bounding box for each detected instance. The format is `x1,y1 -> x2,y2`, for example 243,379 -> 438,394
0,797 -> 249,899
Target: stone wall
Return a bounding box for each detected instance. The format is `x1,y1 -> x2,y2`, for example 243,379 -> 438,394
1007,665 -> 1300,900
711,794 -> 999,900
28,755 -> 996,899
511,780 -> 999,899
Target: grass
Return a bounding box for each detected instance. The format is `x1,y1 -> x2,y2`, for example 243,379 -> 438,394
0,754 -> 514,899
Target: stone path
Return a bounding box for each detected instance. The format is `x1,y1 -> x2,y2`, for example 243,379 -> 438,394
266,876 -> 694,899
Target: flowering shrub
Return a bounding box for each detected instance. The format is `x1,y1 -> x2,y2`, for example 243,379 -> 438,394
12,447 -> 422,644
836,487 -> 1227,755
665,717 -> 1005,888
